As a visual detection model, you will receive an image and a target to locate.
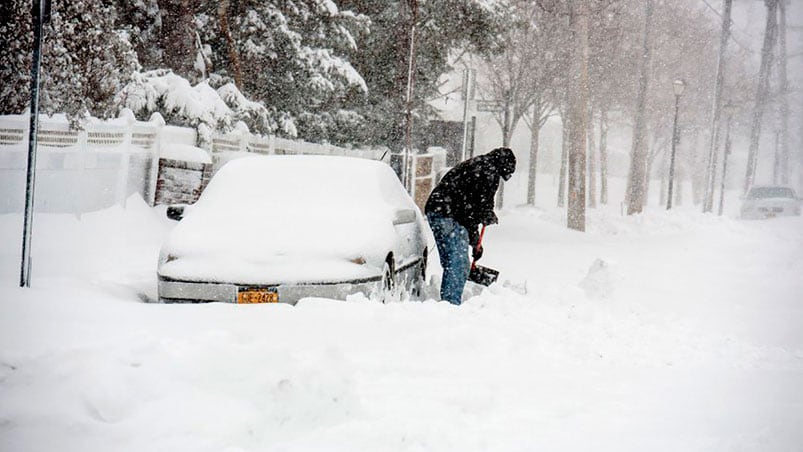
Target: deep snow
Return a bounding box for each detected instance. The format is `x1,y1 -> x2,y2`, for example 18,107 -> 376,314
1,182 -> 802,452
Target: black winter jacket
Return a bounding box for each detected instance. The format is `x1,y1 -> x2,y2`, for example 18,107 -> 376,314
425,148 -> 515,246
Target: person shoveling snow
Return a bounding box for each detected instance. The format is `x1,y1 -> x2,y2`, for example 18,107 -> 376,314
424,147 -> 516,305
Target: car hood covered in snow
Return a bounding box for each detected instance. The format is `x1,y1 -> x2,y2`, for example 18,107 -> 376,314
158,155 -> 416,284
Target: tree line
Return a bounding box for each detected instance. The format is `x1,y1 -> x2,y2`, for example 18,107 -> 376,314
476,0 -> 756,229
1,0 -> 505,148
1,0 -> 763,230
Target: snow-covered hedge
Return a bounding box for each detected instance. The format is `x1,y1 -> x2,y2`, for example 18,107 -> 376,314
116,70 -> 297,139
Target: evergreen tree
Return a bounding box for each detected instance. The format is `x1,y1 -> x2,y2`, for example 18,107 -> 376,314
195,0 -> 371,140
0,0 -> 32,115
114,0 -> 162,70
341,0 -> 507,148
0,0 -> 138,121
2,0 -> 505,146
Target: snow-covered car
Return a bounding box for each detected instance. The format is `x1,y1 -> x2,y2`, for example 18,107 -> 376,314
157,155 -> 428,304
739,185 -> 801,219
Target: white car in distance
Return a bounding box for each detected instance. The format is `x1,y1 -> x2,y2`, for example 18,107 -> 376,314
157,155 -> 428,304
740,185 -> 801,219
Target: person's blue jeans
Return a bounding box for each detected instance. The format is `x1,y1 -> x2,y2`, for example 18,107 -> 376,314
426,212 -> 470,305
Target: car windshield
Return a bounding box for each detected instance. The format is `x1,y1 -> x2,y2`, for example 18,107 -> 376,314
747,187 -> 796,199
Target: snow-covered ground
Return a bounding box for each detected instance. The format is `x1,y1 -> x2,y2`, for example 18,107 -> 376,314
1,182 -> 802,452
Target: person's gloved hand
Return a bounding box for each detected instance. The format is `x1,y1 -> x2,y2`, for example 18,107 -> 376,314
483,212 -> 499,225
473,245 -> 484,261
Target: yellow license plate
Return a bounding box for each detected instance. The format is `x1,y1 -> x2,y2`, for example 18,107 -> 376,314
237,289 -> 279,304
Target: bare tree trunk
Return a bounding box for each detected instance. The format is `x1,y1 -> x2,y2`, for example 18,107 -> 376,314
689,129 -> 706,205
675,167 -> 684,206
218,0 -> 242,89
527,103 -> 541,206
773,131 -> 781,183
702,0 -> 732,212
745,0 -> 778,193
644,142 -> 655,205
558,120 -> 569,208
625,0 -> 654,215
658,142 -> 675,206
645,133 -> 668,206
496,102 -> 512,207
599,108 -> 609,204
567,0 -> 589,231
502,100 -> 513,147
659,151 -> 668,207
587,105 -> 597,208
778,0 -> 789,185
159,0 -> 200,81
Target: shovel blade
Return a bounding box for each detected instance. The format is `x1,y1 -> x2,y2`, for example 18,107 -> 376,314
469,265 -> 499,286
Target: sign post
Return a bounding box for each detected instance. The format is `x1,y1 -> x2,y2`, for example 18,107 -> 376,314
20,0 -> 51,287
459,69 -> 474,162
476,99 -> 504,113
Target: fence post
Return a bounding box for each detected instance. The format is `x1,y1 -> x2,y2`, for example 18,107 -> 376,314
76,128 -> 88,215
116,128 -> 132,207
239,133 -> 247,153
146,113 -> 165,206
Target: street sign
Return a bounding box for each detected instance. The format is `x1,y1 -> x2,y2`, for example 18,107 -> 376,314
476,99 -> 504,112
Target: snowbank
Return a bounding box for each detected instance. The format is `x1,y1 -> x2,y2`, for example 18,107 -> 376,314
159,143 -> 212,164
1,194 -> 801,451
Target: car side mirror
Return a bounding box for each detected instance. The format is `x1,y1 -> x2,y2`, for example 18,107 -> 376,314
166,205 -> 186,221
392,208 -> 417,225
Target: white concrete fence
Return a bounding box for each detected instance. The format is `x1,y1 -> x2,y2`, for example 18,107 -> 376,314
0,111 -> 395,214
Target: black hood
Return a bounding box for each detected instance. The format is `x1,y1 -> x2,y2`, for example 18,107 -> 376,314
489,147 -> 516,180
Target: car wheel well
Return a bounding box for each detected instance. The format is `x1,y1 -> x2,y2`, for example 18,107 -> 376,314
421,247 -> 427,278
380,253 -> 396,300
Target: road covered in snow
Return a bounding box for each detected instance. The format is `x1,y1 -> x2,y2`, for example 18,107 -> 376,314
0,196 -> 801,452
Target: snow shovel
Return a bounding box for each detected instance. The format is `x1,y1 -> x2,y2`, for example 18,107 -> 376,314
468,224 -> 499,286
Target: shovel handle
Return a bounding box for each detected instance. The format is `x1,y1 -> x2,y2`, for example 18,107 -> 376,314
471,224 -> 486,271
477,224 -> 486,249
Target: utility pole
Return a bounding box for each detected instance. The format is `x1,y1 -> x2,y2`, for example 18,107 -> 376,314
402,0 -> 418,192
744,0 -> 779,193
703,0 -> 732,213
777,0 -> 789,185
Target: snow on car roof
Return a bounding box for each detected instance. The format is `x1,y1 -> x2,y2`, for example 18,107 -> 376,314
198,155 -> 411,210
